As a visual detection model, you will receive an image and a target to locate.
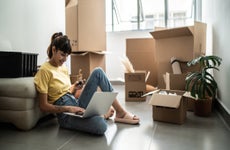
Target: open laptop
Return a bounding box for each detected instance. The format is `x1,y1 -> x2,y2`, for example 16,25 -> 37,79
64,92 -> 118,118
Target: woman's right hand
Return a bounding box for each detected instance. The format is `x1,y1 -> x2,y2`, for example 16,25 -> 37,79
66,106 -> 85,114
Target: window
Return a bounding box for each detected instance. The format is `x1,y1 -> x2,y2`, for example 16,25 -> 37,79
106,0 -> 197,32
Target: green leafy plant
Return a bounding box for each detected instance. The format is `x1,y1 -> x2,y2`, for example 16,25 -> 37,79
185,55 -> 222,99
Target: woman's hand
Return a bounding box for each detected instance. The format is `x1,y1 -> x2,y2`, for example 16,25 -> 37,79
70,80 -> 85,97
66,106 -> 85,114
74,80 -> 86,90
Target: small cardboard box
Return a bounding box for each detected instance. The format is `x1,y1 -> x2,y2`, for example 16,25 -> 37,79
71,51 -> 106,80
149,89 -> 187,124
165,60 -> 201,90
165,73 -> 195,111
125,71 -> 147,102
165,72 -> 187,90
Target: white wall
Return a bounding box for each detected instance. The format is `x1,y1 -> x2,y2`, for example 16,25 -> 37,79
202,0 -> 230,113
0,0 -> 65,65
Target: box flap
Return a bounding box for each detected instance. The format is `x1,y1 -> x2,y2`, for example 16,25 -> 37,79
66,0 -> 78,8
150,26 -> 193,39
65,0 -> 71,6
193,21 -> 207,58
149,90 -> 183,108
142,89 -> 160,97
71,51 -> 106,56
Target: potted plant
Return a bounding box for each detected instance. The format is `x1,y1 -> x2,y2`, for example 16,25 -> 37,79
185,55 -> 222,116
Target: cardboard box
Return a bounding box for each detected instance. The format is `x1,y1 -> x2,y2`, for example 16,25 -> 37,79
149,89 -> 187,124
71,51 -> 106,80
125,71 -> 147,102
126,38 -> 157,86
165,72 -> 196,111
165,72 -> 187,90
163,60 -> 200,111
185,97 -> 195,111
149,22 -> 206,88
66,0 -> 106,52
165,61 -> 200,90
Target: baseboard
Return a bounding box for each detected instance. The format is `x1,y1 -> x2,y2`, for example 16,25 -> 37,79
214,99 -> 230,128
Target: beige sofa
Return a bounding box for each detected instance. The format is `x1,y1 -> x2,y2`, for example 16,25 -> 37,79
0,77 -> 48,130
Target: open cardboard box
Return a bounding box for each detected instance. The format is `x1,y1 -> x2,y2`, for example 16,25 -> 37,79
125,70 -> 149,102
164,60 -> 200,111
149,21 -> 207,88
148,89 -> 188,124
165,60 -> 200,90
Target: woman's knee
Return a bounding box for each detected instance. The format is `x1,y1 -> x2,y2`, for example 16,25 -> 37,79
92,67 -> 104,75
90,117 -> 107,135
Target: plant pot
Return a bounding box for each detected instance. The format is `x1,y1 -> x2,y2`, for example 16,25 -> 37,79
194,98 -> 212,117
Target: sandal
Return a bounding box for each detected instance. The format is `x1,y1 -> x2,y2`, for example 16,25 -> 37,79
114,112 -> 140,125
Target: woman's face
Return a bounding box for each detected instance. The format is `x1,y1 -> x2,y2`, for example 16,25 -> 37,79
51,47 -> 69,67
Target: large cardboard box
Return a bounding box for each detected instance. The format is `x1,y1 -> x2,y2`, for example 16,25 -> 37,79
150,22 -> 206,88
126,38 -> 157,86
66,0 -> 106,52
125,71 -> 147,102
149,89 -> 187,124
71,51 -> 106,80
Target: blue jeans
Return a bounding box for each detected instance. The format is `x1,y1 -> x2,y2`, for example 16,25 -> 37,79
54,67 -> 114,135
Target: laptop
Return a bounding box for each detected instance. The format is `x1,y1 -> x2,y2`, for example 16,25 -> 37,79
64,92 -> 118,118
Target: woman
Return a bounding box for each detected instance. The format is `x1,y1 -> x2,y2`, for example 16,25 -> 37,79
34,32 -> 140,135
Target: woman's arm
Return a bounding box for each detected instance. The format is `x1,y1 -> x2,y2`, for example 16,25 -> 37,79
37,92 -> 85,113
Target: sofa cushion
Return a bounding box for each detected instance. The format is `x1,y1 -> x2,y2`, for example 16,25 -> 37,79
0,97 -> 36,110
0,77 -> 36,98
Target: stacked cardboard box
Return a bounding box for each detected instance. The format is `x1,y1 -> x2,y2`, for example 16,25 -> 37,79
66,0 -> 106,52
71,51 -> 106,80
66,0 -> 106,79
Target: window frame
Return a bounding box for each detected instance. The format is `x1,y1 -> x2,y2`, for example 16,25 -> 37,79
106,0 -> 200,32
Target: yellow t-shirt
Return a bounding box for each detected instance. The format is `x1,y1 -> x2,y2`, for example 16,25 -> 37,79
34,61 -> 71,104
